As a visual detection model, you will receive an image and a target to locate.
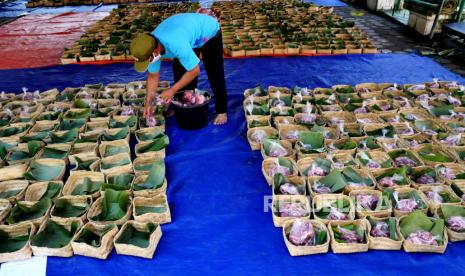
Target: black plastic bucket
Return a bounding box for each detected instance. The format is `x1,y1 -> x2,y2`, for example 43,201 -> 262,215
172,91 -> 211,130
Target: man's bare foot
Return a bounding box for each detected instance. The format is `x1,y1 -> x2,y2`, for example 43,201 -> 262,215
214,113 -> 228,125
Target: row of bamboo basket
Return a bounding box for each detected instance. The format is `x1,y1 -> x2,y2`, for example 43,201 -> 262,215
243,81 -> 465,255
0,80 -> 173,262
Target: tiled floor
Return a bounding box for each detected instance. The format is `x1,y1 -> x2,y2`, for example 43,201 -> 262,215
334,6 -> 465,77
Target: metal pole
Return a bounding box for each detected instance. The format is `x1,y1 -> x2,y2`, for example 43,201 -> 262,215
430,0 -> 446,39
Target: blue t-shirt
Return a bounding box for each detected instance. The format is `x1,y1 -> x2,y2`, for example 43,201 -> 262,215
148,13 -> 220,73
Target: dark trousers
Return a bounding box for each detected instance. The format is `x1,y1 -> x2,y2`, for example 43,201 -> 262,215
173,31 -> 227,114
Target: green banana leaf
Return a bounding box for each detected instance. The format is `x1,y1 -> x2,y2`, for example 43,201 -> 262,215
399,211 -> 444,244
415,120 -> 442,133
31,220 -> 79,248
136,135 -> 169,154
104,145 -> 129,157
440,205 -> 465,219
248,120 -> 268,128
411,167 -> 436,183
0,189 -> 22,199
246,104 -> 269,116
40,182 -> 62,200
103,173 -> 134,191
271,108 -> 294,117
124,98 -> 144,106
73,157 -> 99,171
332,140 -> 358,150
359,136 -> 380,150
388,150 -> 422,166
417,145 -> 454,163
50,128 -> 78,144
109,115 -> 137,129
335,86 -> 355,94
56,93 -> 74,102
375,167 -> 409,185
247,85 -> 268,97
92,189 -> 130,221
20,131 -> 49,143
365,125 -> 395,138
316,170 -> 346,193
342,167 -> 374,187
92,107 -> 115,118
135,129 -> 164,142
41,147 -> 68,159
139,116 -> 165,129
37,111 -> 61,121
0,140 -> 17,151
6,198 -> 51,224
63,109 -> 91,120
52,197 -> 91,218
314,229 -> 328,245
332,224 -> 366,243
78,131 -> 101,143
101,155 -> 131,170
8,141 -> 41,161
273,173 -> 305,195
72,177 -> 103,196
74,98 -> 94,109
302,158 -> 331,176
75,224 -> 115,247
0,125 -> 28,137
429,105 -> 454,117
270,95 -> 292,107
315,198 -> 351,219
58,119 -> 86,131
135,205 -> 168,215
298,131 -> 325,154
115,222 -> 157,248
133,161 -> 165,191
0,144 -> 6,160
357,151 -> 392,168
101,127 -> 129,141
368,217 -> 399,240
0,229 -> 30,253
24,160 -> 64,181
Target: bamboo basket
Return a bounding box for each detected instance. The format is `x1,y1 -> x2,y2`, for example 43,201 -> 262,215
70,142 -> 99,157
243,95 -> 269,106
133,156 -> 163,176
132,175 -> 167,198
85,120 -> 109,132
272,195 -> 311,227
37,143 -> 71,164
69,154 -> 100,172
135,126 -> 166,143
372,168 -> 410,191
349,189 -> 392,218
247,126 -> 279,151
80,129 -> 104,142
97,99 -> 120,108
113,220 -> 162,259
269,86 -> 291,94
26,159 -> 66,182
71,222 -> 118,259
273,116 -> 294,130
102,127 -> 131,143
356,83 -> 381,93
111,115 -> 137,133
404,84 -> 429,97
31,218 -> 83,257
344,168 -> 377,193
399,108 -> 432,122
135,141 -> 166,160
366,216 -> 403,250
24,181 -> 63,201
133,195 -> 171,224
389,149 -> 424,167
261,139 -> 295,160
50,195 -> 92,222
318,104 -> 343,113
397,133 -> 430,149
0,222 -> 35,263
278,124 -> 309,144
29,120 -> 59,133
328,219 -> 369,253
355,113 -> 383,124
296,156 -> 328,177
324,138 -> 357,155
6,142 -> 40,165
323,112 -> 356,125
329,152 -> 357,169
273,175 -> 306,196
87,195 -> 132,226
0,199 -> 12,223
376,137 -> 400,152
400,215 -> 448,253
367,100 -> 397,114
270,106 -> 294,117
8,200 -> 52,227
408,166 -> 444,188
392,187 -> 429,218
312,194 -> 355,224
418,185 -> 461,214
100,153 -> 133,175
262,157 -> 299,186
63,171 -> 105,199
98,139 -> 129,157
0,180 -> 28,202
391,122 -> 416,137
436,163 -> 465,184
282,219 -> 329,256
246,115 -> 271,129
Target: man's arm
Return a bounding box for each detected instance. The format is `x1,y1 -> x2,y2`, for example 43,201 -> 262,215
160,65 -> 200,101
144,72 -> 160,119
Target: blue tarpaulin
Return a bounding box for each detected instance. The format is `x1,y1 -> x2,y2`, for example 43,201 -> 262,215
1,54 -> 465,275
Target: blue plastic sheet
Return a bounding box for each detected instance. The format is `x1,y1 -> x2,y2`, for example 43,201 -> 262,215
1,54 -> 465,275
304,0 -> 348,7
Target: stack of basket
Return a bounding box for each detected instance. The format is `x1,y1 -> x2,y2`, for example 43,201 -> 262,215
244,81 -> 465,255
0,81 -> 171,262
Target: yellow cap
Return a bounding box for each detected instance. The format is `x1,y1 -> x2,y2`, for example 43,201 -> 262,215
130,34 -> 157,73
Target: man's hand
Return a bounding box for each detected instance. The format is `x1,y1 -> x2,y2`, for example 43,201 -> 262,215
160,88 -> 176,102
144,101 -> 154,121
